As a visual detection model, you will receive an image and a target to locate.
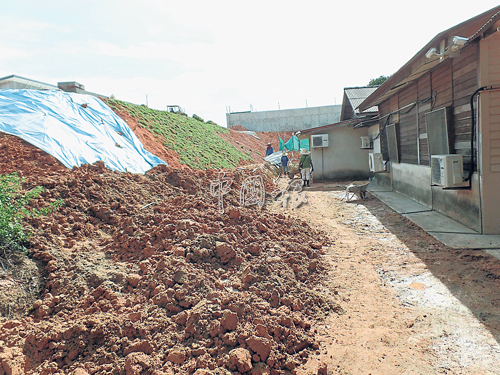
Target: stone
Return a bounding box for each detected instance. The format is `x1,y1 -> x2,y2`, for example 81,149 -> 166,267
317,361 -> 328,375
124,340 -> 154,355
167,348 -> 186,365
228,348 -> 252,373
221,309 -> 238,331
308,259 -> 318,271
125,352 -> 151,375
246,335 -> 272,361
228,209 -> 240,220
126,274 -> 141,287
216,242 -> 236,264
257,223 -> 268,233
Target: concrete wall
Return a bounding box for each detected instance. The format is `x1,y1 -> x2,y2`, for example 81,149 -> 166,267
387,162 -> 481,232
391,163 -> 432,208
432,173 -> 481,232
302,125 -> 370,181
226,105 -> 341,132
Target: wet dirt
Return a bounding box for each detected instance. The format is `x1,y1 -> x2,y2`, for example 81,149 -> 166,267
268,182 -> 500,375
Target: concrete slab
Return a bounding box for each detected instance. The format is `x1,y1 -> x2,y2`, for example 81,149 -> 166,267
369,190 -> 431,214
430,233 -> 500,249
367,184 -> 391,192
370,186 -> 500,250
403,211 -> 478,234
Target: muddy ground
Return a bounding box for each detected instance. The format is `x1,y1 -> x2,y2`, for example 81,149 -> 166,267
268,182 -> 500,374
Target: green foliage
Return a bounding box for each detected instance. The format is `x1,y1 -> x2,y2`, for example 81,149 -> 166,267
0,173 -> 63,253
106,99 -> 252,170
368,75 -> 390,86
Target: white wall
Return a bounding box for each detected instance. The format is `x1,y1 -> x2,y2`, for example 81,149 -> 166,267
306,125 -> 370,181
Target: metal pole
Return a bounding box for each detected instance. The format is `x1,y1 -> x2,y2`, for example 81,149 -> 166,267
322,148 -> 324,182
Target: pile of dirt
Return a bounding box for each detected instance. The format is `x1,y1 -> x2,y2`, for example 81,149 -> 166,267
0,137 -> 338,374
0,134 -> 65,177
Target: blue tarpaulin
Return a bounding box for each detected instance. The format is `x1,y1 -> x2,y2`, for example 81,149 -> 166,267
0,89 -> 166,173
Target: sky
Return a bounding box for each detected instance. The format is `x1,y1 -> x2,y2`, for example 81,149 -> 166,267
0,1 -> 499,127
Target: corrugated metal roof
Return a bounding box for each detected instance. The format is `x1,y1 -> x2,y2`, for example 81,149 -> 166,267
359,5 -> 500,112
468,10 -> 500,43
300,119 -> 352,134
344,86 -> 379,114
0,74 -> 59,90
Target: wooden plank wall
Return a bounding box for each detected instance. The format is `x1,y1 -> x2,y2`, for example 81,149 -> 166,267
453,43 -> 479,170
379,100 -> 390,160
418,73 -> 432,165
377,42 -> 479,169
398,83 -> 418,164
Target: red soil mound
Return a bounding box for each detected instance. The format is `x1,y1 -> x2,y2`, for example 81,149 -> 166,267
0,137 -> 338,374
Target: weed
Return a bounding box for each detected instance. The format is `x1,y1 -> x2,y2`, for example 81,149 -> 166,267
0,173 -> 63,258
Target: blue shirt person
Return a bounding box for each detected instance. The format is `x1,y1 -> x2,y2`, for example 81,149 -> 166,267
281,152 -> 290,176
265,143 -> 274,156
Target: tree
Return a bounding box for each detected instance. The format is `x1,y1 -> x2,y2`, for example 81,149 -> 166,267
368,75 -> 390,87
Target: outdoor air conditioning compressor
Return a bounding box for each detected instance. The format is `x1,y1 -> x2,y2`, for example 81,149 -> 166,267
369,153 -> 385,173
311,134 -> 329,148
431,154 -> 467,188
360,136 -> 372,149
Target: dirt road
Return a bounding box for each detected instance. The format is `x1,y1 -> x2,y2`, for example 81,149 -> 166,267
270,182 -> 500,375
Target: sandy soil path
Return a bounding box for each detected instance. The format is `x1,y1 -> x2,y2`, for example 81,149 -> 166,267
269,182 -> 500,375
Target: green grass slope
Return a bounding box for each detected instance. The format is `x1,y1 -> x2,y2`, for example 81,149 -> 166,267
106,99 -> 251,170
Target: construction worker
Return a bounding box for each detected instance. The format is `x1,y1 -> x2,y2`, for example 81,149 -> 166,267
281,152 -> 290,177
299,148 -> 313,187
265,143 -> 274,156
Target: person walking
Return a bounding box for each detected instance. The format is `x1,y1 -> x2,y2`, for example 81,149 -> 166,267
281,152 -> 290,177
265,143 -> 274,156
299,148 -> 313,187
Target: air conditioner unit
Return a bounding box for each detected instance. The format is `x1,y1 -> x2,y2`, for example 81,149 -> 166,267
311,134 -> 329,148
431,154 -> 467,188
369,153 -> 385,173
360,136 -> 372,149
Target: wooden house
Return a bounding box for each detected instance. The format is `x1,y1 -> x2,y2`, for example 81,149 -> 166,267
358,6 -> 500,234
